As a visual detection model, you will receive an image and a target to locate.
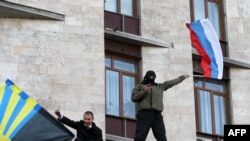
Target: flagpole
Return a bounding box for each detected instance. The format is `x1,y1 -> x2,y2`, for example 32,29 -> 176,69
192,75 -> 204,78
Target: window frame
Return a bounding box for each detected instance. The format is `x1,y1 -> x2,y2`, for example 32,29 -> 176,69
105,53 -> 139,138
105,55 -> 138,119
194,78 -> 230,140
190,0 -> 226,41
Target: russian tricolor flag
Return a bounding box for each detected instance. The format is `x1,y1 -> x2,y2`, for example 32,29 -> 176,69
186,19 -> 223,79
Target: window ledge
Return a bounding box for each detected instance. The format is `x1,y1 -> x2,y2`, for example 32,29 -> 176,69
192,48 -> 250,69
105,28 -> 173,48
106,134 -> 133,141
0,0 -> 64,21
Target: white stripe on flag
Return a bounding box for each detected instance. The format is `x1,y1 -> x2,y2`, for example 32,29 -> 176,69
200,19 -> 223,79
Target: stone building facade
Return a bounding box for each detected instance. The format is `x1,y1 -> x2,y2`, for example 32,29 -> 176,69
0,0 -> 249,141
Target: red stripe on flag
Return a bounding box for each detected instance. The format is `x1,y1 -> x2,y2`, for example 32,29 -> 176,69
186,23 -> 211,78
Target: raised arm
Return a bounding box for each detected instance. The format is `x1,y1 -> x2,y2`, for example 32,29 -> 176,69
163,75 -> 189,90
55,110 -> 78,129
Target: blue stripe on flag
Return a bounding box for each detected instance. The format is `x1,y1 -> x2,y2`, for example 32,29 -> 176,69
19,92 -> 29,100
9,106 -> 39,139
3,97 -> 26,135
34,104 -> 42,111
0,85 -> 13,124
5,79 -> 14,86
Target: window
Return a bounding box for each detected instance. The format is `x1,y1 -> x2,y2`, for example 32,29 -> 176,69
197,137 -> 213,141
105,56 -> 137,118
194,78 -> 228,140
190,0 -> 225,41
105,39 -> 141,139
105,55 -> 139,138
105,0 -> 137,17
104,0 -> 139,35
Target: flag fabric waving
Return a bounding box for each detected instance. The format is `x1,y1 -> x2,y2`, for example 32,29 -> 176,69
0,79 -> 74,141
186,18 -> 223,79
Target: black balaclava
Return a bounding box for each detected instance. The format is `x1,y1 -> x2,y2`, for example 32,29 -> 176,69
141,70 -> 156,85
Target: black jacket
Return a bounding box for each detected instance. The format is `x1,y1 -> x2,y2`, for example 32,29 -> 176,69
58,116 -> 103,141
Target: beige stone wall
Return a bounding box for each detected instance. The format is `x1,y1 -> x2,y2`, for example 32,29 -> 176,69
1,0 -> 250,140
140,0 -> 196,141
225,0 -> 250,124
0,0 -> 105,137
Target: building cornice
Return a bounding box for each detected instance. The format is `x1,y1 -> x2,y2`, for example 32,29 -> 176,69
0,0 -> 64,21
105,28 -> 173,48
192,48 -> 250,69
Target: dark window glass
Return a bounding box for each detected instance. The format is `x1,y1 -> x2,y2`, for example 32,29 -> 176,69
105,0 -> 137,17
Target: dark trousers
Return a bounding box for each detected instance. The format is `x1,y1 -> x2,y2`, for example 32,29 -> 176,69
74,138 -> 82,141
134,110 -> 167,141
